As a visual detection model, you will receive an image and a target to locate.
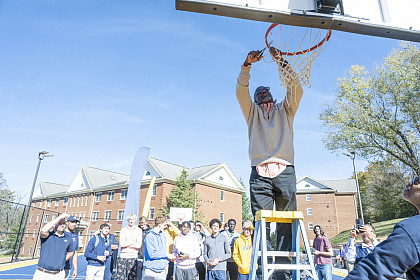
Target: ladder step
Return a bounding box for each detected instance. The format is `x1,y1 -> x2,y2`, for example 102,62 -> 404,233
266,264 -> 311,270
258,251 -> 297,257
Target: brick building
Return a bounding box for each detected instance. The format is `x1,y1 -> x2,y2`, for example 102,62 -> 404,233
20,157 -> 245,257
296,176 -> 358,245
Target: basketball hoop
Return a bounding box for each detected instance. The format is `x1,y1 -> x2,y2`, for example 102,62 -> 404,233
265,23 -> 332,88
177,213 -> 185,222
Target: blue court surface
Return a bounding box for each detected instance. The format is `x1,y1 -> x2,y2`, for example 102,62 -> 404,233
0,258 -> 346,279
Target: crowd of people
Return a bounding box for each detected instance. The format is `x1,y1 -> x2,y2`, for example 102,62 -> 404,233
33,213 -> 255,280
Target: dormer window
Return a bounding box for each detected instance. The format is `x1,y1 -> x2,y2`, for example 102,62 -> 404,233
146,171 -> 151,176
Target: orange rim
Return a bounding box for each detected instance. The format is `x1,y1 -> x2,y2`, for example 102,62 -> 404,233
265,23 -> 332,56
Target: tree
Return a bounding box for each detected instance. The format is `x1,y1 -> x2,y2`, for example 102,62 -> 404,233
160,169 -> 204,221
320,42 -> 420,175
361,161 -> 417,222
239,178 -> 253,222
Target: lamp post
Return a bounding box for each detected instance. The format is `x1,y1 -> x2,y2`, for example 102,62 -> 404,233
343,149 -> 364,224
14,151 -> 54,261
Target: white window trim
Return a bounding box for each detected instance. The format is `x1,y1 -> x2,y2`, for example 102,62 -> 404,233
308,222 -> 314,230
107,191 -> 114,201
220,212 -> 225,224
306,194 -> 311,201
120,189 -> 128,200
56,198 -> 60,206
307,208 -> 312,215
221,190 -> 225,202
95,192 -> 102,202
148,207 -> 155,220
92,211 -> 99,221
104,210 -> 112,221
117,210 -> 124,221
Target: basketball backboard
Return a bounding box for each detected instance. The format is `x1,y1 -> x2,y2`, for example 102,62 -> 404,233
176,0 -> 420,42
169,207 -> 193,222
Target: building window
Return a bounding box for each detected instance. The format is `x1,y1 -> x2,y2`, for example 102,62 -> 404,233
118,210 -> 124,221
152,185 -> 157,196
26,229 -> 29,238
36,214 -> 39,223
306,194 -> 311,201
74,212 -> 78,218
39,201 -> 42,207
73,196 -> 76,207
56,198 -> 60,206
305,184 -> 310,188
95,192 -> 102,202
44,214 -> 49,224
220,212 -> 225,223
85,194 -> 88,206
80,195 -> 84,206
64,197 -> 69,206
104,210 -> 112,221
29,247 -> 32,256
33,229 -> 36,238
29,215 -> 33,223
92,211 -> 99,221
77,196 -> 80,206
308,223 -> 314,230
149,208 -> 155,220
221,191 -> 225,201
307,208 -> 312,215
107,191 -> 114,201
68,197 -> 72,207
22,247 -> 24,254
52,214 -> 57,220
47,199 -> 52,207
84,211 -> 86,218
121,189 -> 127,200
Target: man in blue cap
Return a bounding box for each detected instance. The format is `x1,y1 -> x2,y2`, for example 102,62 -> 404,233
33,213 -> 75,280
64,216 -> 79,280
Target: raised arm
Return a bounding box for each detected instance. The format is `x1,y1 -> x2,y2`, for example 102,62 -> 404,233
269,47 -> 303,117
40,213 -> 69,238
345,226 -> 420,279
236,50 -> 263,121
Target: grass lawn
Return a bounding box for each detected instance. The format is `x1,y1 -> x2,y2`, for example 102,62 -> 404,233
330,217 -> 407,246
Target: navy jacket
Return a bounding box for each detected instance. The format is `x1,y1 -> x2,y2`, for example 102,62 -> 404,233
84,234 -> 112,267
345,215 -> 420,280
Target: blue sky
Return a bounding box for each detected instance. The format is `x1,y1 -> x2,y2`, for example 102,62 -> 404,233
0,0 -> 402,198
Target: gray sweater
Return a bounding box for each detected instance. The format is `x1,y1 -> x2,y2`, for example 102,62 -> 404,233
203,232 -> 231,271
236,66 -> 303,166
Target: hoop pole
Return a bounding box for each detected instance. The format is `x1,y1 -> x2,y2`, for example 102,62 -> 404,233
265,23 -> 332,56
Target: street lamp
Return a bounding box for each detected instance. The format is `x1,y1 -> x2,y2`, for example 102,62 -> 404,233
13,151 -> 54,261
343,149 -> 364,225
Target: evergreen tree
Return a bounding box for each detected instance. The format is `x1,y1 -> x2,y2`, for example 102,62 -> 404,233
160,169 -> 204,221
240,178 -> 253,222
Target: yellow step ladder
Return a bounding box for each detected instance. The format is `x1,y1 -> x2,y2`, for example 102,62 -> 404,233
249,210 -> 318,280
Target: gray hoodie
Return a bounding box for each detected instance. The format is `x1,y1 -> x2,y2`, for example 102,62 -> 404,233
203,232 -> 231,271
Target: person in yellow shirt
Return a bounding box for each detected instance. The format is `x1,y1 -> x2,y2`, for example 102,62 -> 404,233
233,221 -> 255,280
163,217 -> 180,280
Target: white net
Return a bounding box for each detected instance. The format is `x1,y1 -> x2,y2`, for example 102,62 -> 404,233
265,24 -> 332,88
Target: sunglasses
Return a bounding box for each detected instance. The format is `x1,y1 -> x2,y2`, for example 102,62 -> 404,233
407,176 -> 419,187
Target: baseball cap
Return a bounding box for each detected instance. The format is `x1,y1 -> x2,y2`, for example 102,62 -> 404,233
67,216 -> 80,222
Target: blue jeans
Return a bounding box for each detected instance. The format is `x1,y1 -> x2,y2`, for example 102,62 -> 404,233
238,272 -> 249,280
315,264 -> 332,280
207,270 -> 226,280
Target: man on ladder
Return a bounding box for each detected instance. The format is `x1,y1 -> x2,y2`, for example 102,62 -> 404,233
236,49 -> 303,280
